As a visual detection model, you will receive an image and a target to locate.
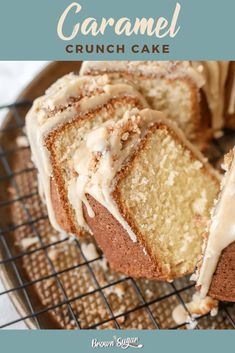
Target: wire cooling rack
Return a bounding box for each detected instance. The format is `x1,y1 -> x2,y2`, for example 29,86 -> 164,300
1,101 -> 235,330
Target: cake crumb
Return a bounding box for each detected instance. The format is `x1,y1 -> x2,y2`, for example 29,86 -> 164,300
115,283 -> 125,299
172,293 -> 218,327
165,171 -> 178,186
192,190 -> 207,215
96,74 -> 110,86
214,130 -> 224,139
159,155 -> 168,168
145,289 -> 154,299
223,150 -> 233,171
210,307 -> 219,317
99,257 -> 109,271
114,305 -> 125,316
192,161 -> 203,170
106,283 -> 125,299
81,242 -> 99,261
16,135 -> 29,148
50,236 -> 57,243
18,237 -> 38,250
48,248 -> 60,261
186,317 -> 198,330
117,315 -> 126,324
121,132 -> 129,141
141,177 -> 149,185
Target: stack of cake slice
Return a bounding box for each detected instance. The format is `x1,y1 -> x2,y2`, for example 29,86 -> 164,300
26,73 -> 148,235
27,60 -> 235,296
81,60 -> 235,143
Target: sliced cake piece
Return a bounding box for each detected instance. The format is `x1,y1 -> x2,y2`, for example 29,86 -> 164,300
26,73 -> 148,236
69,109 -> 220,280
196,147 -> 235,301
81,61 -> 205,142
81,60 -> 235,143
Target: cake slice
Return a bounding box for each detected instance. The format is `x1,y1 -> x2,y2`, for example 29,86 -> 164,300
81,61 -> 206,143
26,73 -> 148,236
69,108 -> 220,280
196,147 -> 235,301
81,61 -> 235,143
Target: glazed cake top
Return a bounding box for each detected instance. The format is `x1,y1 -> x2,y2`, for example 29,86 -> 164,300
81,60 -> 235,132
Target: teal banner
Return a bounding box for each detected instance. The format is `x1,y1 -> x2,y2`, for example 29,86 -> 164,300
0,0 -> 234,60
0,330 -> 234,353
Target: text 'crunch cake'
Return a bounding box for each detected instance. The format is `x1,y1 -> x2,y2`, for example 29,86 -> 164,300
68,109 -> 219,280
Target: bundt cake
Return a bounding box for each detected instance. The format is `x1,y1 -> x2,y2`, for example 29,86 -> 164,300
26,73 -> 148,236
68,108 -> 219,280
81,61 -> 235,142
26,60 -> 235,284
196,147 -> 235,301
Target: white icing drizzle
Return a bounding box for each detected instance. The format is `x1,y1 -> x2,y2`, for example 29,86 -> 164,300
172,293 -> 218,327
26,75 -> 148,233
197,148 -> 235,298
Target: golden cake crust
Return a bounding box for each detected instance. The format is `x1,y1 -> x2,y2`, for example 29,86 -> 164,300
83,194 -> 164,279
46,96 -> 143,236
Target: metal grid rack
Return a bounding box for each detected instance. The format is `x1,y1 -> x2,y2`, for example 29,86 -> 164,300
0,101 -> 235,330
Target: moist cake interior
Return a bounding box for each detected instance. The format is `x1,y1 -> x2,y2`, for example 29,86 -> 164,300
114,125 -> 218,278
137,78 -> 197,140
